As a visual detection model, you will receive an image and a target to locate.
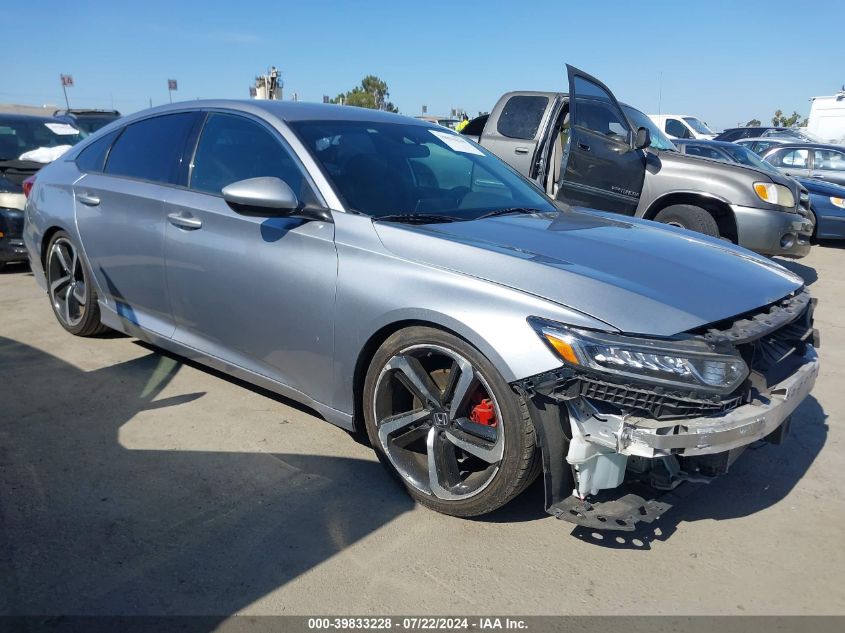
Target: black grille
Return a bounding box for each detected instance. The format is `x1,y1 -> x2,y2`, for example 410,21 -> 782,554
574,376 -> 745,420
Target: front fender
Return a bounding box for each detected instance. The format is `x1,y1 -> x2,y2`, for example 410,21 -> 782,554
330,213 -> 613,417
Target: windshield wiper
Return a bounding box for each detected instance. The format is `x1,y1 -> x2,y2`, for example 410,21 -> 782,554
474,207 -> 548,220
372,213 -> 461,224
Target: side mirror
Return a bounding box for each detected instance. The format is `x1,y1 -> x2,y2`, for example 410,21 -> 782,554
222,177 -> 299,216
634,126 -> 651,150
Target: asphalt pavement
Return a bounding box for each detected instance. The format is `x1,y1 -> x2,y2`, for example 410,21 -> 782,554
1,244 -> 843,617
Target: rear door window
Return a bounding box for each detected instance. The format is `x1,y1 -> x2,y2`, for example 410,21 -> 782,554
189,113 -> 307,197
496,95 -> 548,140
104,113 -> 197,184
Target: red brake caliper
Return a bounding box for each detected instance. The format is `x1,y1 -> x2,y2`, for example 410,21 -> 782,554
470,398 -> 497,427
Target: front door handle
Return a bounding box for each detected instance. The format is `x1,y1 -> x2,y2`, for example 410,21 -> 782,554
514,147 -> 529,155
578,142 -> 591,151
77,193 -> 100,206
167,212 -> 203,230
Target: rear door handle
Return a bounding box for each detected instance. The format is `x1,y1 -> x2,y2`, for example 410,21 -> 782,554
514,147 -> 529,155
578,142 -> 591,151
167,212 -> 203,230
77,193 -> 100,206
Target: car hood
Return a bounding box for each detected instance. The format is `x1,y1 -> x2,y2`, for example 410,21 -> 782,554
798,177 -> 845,197
374,209 -> 803,336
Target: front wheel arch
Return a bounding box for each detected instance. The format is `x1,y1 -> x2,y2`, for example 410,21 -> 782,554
353,319 -> 486,435
644,193 -> 738,243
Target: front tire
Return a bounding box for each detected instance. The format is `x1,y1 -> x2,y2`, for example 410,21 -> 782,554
363,326 -> 539,517
45,231 -> 108,336
654,204 -> 720,237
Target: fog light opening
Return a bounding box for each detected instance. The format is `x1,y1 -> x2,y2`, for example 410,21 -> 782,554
780,233 -> 796,249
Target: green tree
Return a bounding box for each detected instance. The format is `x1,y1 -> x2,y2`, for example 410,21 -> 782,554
332,75 -> 398,112
771,109 -> 804,127
745,118 -> 761,127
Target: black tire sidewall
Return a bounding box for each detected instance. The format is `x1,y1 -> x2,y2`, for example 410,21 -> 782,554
363,326 -> 535,517
655,204 -> 720,237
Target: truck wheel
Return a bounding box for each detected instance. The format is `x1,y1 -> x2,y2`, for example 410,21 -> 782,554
363,326 -> 540,517
654,204 -> 719,237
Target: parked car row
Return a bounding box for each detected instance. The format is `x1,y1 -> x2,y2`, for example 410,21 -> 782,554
461,66 -> 814,257
0,109 -> 121,270
19,64 -> 821,534
674,139 -> 845,240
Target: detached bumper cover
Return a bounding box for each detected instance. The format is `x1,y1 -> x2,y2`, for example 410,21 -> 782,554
622,347 -> 818,457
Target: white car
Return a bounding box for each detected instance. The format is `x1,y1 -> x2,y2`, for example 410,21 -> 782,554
648,114 -> 716,140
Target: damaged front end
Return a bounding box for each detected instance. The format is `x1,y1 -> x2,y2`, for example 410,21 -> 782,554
515,289 -> 820,531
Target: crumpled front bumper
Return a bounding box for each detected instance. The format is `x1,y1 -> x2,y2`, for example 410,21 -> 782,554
518,345 -> 819,531
574,346 -> 819,460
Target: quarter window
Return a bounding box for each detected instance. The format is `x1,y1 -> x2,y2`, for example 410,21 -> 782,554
496,95 -> 548,140
104,113 -> 196,184
190,113 -> 306,196
75,130 -> 120,172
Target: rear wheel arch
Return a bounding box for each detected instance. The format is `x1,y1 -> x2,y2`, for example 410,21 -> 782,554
644,192 -> 738,243
40,226 -> 66,269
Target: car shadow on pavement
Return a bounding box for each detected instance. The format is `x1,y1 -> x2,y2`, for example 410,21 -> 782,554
0,336 -> 414,617
569,395 -> 828,549
774,258 -> 818,285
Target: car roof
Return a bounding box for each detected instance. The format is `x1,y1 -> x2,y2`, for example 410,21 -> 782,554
54,109 -> 121,116
673,139 -> 737,148
0,112 -> 65,124
120,99 -> 431,127
736,137 -> 790,143
762,142 -> 845,151
724,126 -> 784,132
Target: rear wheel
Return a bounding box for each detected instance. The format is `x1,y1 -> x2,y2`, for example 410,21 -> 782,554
654,204 -> 720,237
363,326 -> 539,517
45,231 -> 108,336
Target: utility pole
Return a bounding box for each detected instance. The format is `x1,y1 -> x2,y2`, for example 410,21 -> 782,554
657,71 -> 663,118
59,74 -> 73,109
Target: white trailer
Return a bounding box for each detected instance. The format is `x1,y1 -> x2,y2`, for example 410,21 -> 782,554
807,91 -> 845,143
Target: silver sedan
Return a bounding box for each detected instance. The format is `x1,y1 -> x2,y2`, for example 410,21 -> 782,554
23,101 -> 819,528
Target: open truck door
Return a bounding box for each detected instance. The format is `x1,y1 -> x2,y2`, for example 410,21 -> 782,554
558,65 -> 646,214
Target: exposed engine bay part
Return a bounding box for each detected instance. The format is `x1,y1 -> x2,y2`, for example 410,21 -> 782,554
514,289 -> 819,530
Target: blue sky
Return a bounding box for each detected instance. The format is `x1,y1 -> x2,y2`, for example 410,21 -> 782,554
5,0 -> 843,130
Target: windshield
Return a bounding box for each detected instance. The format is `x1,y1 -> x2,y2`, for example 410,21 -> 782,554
621,106 -> 676,151
683,117 -> 714,135
0,118 -> 86,161
69,116 -> 118,134
718,144 -> 781,174
289,120 -> 556,219
766,128 -> 823,143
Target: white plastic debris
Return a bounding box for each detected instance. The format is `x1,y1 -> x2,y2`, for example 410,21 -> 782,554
18,145 -> 73,164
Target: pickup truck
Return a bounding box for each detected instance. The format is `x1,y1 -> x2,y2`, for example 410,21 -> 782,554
462,65 -> 814,258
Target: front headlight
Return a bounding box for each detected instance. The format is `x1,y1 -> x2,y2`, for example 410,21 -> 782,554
831,196 -> 845,209
531,320 -> 748,394
753,182 -> 795,208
